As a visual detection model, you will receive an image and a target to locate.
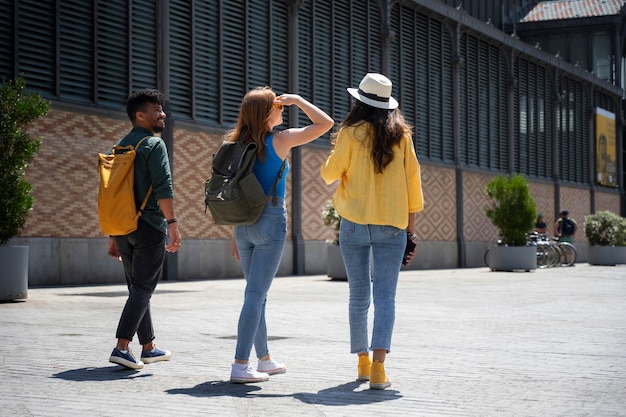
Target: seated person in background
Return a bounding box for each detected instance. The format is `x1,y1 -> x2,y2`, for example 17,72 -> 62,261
534,214 -> 547,234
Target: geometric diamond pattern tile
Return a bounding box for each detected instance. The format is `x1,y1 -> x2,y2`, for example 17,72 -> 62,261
595,191 -> 620,215
18,109 -> 622,252
418,165 -> 456,241
559,186 -> 590,244
463,172 -> 496,242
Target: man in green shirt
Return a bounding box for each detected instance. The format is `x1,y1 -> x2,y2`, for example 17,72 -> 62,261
107,88 -> 182,370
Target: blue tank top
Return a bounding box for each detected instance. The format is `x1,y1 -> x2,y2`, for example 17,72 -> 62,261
253,134 -> 289,197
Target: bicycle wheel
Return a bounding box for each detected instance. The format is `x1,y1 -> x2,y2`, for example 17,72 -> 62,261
537,243 -> 558,268
558,242 -> 577,266
536,243 -> 551,268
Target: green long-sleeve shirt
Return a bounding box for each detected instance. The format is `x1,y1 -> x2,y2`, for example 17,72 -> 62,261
113,126 -> 174,234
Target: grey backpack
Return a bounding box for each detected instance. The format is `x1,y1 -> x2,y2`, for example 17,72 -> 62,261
205,140 -> 285,225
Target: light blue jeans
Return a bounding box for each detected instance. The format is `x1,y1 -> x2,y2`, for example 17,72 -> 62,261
233,198 -> 287,361
339,219 -> 405,354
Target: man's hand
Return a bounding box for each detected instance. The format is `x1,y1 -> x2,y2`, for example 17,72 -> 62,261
107,237 -> 122,262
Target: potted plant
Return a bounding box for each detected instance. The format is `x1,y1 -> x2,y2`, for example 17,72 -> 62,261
322,199 -> 346,280
483,174 -> 537,271
0,77 -> 49,301
584,210 -> 626,266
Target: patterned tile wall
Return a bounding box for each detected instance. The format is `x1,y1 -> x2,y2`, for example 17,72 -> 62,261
595,190 -> 621,214
559,185 -> 591,244
18,109 -> 622,247
463,172 -> 496,242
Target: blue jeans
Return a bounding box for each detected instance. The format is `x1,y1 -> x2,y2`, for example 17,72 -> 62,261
113,219 -> 166,345
339,219 -> 405,354
233,198 -> 287,361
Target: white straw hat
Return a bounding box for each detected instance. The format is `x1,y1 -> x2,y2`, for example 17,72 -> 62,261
347,73 -> 398,110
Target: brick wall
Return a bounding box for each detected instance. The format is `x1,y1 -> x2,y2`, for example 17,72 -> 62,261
20,107 -> 621,249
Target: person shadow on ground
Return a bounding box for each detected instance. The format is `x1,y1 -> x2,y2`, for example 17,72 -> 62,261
52,366 -> 152,382
166,379 -> 402,406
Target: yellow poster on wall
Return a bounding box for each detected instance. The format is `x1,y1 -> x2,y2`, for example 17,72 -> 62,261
596,108 -> 616,187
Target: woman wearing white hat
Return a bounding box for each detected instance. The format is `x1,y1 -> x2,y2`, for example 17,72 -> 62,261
321,73 -> 424,389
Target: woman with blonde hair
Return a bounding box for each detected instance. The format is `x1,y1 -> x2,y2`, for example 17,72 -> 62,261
321,73 -> 424,389
229,87 -> 333,383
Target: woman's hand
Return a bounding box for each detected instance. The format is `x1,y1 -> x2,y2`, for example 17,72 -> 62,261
274,93 -> 301,106
232,239 -> 240,260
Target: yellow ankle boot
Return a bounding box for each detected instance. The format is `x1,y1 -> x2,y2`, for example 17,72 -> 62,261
370,360 -> 391,390
357,355 -> 371,381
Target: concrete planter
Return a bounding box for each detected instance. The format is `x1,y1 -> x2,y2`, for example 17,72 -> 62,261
326,244 -> 347,280
485,245 -> 537,272
587,245 -> 626,266
0,246 -> 28,301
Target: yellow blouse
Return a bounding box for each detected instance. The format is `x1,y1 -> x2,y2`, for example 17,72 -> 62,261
320,122 -> 424,230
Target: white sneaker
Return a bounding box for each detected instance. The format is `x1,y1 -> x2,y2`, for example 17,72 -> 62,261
230,363 -> 269,383
257,358 -> 286,375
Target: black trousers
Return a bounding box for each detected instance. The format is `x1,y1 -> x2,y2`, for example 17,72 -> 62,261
113,219 -> 166,345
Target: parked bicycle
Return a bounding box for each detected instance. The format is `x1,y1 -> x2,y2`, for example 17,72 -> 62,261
484,232 -> 577,269
527,232 -> 577,267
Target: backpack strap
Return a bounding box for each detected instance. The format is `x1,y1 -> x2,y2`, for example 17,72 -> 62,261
134,135 -> 153,216
268,159 -> 287,206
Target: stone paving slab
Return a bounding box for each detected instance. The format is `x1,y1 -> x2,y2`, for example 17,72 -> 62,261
1,264 -> 625,416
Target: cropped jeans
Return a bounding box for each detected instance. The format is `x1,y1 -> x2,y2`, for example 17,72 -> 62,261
339,219 -> 405,354
113,219 -> 166,345
233,198 -> 287,361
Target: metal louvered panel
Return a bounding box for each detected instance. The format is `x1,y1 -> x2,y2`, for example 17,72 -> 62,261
414,12 -> 429,159
311,0 -> 332,122
221,1 -> 247,124
350,1 -> 370,84
297,0 -> 313,106
248,1 -> 271,89
463,33 -> 479,167
59,1 -> 93,104
17,0 -> 55,96
491,43 -> 508,171
389,5 -> 401,99
194,0 -> 220,125
394,4 -> 416,132
429,18 -> 444,161
514,57 -> 527,173
333,1 -> 351,121
441,24 -> 454,162
525,61 -> 537,175
130,2 -> 157,94
368,0 -> 382,70
498,48 -> 509,171
0,0 -> 15,79
268,2 -> 288,96
477,39 -> 489,169
535,65 -> 552,178
558,76 -> 589,184
96,0 -> 128,108
169,0 -> 193,120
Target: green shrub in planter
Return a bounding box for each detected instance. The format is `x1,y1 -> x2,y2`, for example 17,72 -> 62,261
483,174 -> 537,247
584,210 -> 626,246
321,199 -> 341,245
0,77 -> 49,246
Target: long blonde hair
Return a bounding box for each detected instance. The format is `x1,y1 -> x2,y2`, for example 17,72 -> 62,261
226,86 -> 275,162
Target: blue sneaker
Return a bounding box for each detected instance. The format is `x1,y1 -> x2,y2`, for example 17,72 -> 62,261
141,346 -> 171,364
109,348 -> 144,370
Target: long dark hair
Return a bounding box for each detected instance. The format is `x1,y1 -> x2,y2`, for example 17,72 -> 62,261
332,100 -> 411,173
226,86 -> 274,162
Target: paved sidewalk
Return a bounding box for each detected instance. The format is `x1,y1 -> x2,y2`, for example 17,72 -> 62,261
1,264 -> 625,417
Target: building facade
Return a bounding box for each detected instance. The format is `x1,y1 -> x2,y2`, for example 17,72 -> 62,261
0,0 -> 622,285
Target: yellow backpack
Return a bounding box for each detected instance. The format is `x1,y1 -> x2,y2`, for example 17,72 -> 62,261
97,136 -> 152,236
